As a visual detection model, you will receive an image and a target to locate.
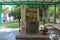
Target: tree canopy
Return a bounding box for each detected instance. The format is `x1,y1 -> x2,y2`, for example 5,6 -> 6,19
2,5 -> 11,14
47,5 -> 59,18
9,5 -> 21,19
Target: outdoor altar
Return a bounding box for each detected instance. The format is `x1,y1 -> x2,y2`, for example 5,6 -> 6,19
16,5 -> 50,40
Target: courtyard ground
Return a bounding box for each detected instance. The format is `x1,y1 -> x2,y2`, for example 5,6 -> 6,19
0,28 -> 19,40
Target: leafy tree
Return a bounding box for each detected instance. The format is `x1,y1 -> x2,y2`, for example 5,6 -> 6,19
9,5 -> 21,29
47,6 -> 59,18
40,5 -> 48,21
46,5 -> 59,23
2,5 -> 10,14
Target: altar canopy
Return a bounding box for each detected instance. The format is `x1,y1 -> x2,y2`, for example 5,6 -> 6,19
0,0 -> 59,28
0,0 -> 59,2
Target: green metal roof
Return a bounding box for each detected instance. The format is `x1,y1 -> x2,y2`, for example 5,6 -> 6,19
0,1 -> 60,5
1,0 -> 60,2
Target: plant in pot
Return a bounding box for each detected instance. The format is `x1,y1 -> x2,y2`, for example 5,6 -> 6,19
42,20 -> 48,35
42,26 -> 48,35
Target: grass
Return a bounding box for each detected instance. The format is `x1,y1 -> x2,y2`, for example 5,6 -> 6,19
2,21 -> 52,28
2,22 -> 19,28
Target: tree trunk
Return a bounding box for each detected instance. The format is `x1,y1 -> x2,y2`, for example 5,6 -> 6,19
41,7 -> 45,22
18,19 -> 20,32
41,7 -> 45,23
48,14 -> 50,23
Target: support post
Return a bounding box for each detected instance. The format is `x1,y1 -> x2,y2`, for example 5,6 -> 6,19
0,4 -> 2,28
54,4 -> 56,24
58,4 -> 60,23
20,5 -> 26,33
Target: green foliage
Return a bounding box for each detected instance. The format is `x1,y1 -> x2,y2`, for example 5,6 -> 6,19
2,22 -> 19,28
2,5 -> 11,14
9,5 -> 21,19
9,5 -> 21,28
47,5 -> 59,16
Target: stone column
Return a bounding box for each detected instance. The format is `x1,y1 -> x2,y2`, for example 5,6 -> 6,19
58,4 -> 60,23
37,8 -> 40,22
36,8 -> 39,32
20,5 -> 26,33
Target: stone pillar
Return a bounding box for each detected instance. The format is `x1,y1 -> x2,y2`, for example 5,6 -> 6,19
58,4 -> 60,23
37,8 -> 40,22
20,5 -> 26,32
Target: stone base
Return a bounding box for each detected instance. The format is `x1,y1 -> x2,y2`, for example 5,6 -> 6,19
16,33 -> 50,40
26,22 -> 39,34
